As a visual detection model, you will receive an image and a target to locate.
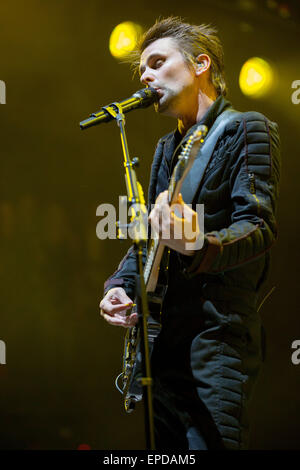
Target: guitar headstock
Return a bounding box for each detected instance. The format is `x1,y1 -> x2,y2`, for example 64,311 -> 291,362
168,124 -> 208,203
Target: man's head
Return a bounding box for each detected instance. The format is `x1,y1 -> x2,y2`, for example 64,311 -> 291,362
130,17 -> 227,116
139,36 -> 206,117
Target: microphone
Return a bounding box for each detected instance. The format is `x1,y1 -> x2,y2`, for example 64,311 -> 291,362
79,87 -> 159,130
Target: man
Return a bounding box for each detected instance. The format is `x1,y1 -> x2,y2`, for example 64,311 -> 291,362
99,17 -> 281,450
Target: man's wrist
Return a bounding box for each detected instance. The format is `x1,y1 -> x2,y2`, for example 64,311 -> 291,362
181,237 -> 209,278
183,248 -> 196,257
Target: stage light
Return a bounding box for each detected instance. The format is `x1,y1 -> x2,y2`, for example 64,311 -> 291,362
239,57 -> 274,98
278,3 -> 291,19
266,0 -> 278,10
109,22 -> 142,59
77,443 -> 91,450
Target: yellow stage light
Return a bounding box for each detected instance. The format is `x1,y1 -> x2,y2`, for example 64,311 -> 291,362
239,57 -> 274,98
109,22 -> 142,59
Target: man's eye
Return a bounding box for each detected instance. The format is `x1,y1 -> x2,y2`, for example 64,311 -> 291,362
154,59 -> 164,68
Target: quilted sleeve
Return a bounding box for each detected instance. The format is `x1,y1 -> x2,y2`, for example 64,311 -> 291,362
185,111 -> 281,276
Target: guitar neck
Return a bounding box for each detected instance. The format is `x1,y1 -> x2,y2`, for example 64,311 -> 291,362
143,125 -> 208,293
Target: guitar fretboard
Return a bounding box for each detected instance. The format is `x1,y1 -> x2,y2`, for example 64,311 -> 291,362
144,238 -> 159,285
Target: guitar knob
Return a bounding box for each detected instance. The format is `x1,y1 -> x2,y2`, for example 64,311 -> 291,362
132,157 -> 139,168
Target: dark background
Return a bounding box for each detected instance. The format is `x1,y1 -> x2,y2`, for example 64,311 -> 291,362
0,0 -> 299,450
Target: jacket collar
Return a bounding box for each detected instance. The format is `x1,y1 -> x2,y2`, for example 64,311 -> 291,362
176,95 -> 233,148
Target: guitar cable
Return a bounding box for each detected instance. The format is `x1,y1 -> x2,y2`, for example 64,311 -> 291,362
115,372 -> 124,394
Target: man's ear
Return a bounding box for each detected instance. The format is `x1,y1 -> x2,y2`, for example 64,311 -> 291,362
195,54 -> 211,76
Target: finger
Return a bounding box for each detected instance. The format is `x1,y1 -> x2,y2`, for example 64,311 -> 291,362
102,312 -> 138,328
149,210 -> 160,235
110,299 -> 133,311
109,291 -> 133,305
161,205 -> 173,238
170,202 -> 184,218
102,312 -> 130,326
182,202 -> 196,219
149,214 -> 160,240
161,199 -> 171,217
171,200 -> 195,221
148,209 -> 158,228
102,289 -> 133,307
155,190 -> 167,204
122,312 -> 138,327
154,191 -> 168,212
148,208 -> 154,220
114,291 -> 133,305
160,190 -> 169,204
100,300 -> 133,316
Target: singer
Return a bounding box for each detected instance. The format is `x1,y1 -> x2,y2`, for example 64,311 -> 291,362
99,17 -> 281,450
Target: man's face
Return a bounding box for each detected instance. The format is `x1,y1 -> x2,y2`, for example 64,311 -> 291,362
139,37 -> 198,117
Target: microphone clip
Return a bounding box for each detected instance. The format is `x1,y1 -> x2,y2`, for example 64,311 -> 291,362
97,102 -> 125,127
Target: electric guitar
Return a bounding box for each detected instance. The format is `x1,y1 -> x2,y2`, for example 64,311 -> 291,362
116,124 -> 208,412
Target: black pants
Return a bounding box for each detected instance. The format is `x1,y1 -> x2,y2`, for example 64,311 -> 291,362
153,376 -> 224,450
150,303 -> 262,450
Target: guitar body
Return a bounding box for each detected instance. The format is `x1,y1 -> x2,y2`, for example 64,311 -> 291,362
122,298 -> 164,412
122,253 -> 169,412
116,125 -> 208,412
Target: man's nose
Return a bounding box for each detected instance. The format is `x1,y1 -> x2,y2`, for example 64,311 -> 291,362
140,70 -> 154,86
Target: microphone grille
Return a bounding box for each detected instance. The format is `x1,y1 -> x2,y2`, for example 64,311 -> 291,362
132,87 -> 159,108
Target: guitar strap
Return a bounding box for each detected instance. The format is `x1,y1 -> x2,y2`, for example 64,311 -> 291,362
180,108 -> 242,204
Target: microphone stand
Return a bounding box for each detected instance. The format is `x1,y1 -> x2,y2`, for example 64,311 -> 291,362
85,102 -> 155,450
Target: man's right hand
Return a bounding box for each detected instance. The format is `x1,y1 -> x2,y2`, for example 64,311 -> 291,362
99,287 -> 138,328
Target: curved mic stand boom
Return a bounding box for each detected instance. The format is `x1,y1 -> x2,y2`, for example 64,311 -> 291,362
79,93 -> 157,450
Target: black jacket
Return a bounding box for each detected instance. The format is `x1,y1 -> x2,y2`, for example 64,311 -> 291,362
104,96 -> 280,316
